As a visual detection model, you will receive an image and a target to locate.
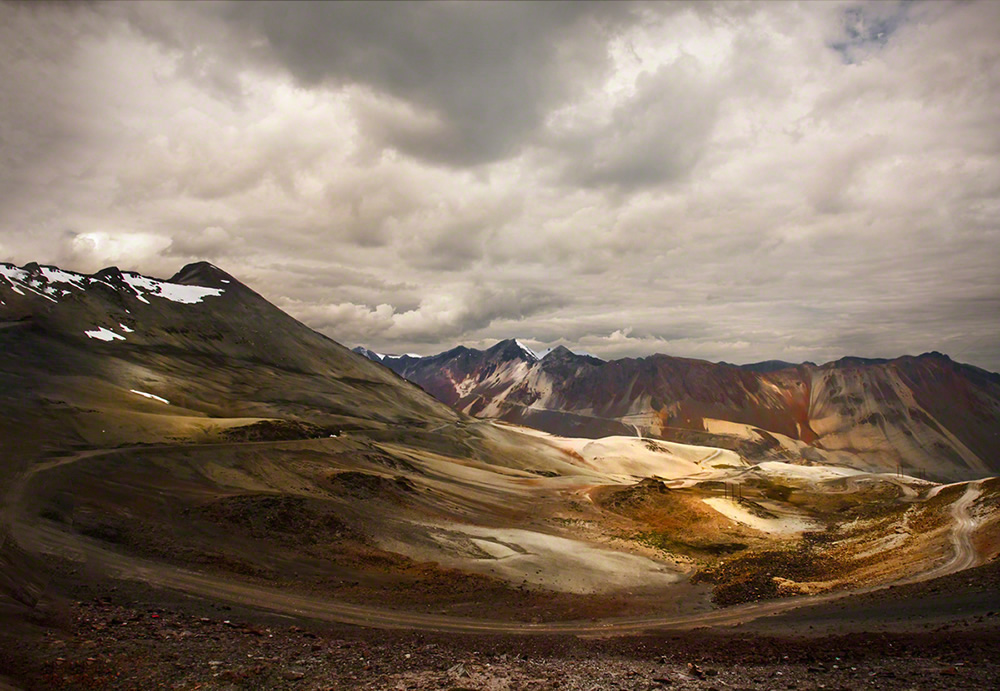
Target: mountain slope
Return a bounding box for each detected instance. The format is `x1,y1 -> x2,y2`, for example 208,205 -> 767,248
0,261 -> 459,452
359,339 -> 1000,481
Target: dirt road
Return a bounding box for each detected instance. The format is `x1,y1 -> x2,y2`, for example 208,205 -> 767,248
910,481 -> 982,582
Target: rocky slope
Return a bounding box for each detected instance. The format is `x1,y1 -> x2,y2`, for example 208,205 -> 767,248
356,340 -> 1000,481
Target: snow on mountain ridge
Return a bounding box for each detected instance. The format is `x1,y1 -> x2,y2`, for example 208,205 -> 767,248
514,339 -> 539,361
0,262 -> 225,306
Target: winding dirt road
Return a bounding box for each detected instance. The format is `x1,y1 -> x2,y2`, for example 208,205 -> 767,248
908,481 -> 983,583
3,445 -> 988,635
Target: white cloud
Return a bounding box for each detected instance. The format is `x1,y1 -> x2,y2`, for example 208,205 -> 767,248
69,232 -> 172,268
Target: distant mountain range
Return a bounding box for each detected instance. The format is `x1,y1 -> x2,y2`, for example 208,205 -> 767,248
355,339 -> 1000,481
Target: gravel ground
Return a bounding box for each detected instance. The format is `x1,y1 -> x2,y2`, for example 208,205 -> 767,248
2,566 -> 999,691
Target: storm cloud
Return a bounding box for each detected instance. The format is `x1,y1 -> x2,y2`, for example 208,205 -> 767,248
1,1 -> 998,370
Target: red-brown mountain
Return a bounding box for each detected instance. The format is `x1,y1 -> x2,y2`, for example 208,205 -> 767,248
355,340 -> 1000,481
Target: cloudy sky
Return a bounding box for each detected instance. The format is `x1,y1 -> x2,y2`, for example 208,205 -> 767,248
2,1 -> 998,370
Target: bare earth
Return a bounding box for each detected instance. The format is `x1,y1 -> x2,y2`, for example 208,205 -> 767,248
2,431 -> 999,688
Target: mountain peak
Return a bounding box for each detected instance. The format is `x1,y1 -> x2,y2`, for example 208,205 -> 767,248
543,345 -> 575,359
170,262 -> 236,287
352,346 -> 385,362
95,266 -> 124,280
487,338 -> 538,361
514,339 -> 539,360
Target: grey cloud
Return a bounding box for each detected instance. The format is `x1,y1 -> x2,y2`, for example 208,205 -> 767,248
165,227 -> 237,259
391,285 -> 567,343
2,2 -> 999,372
210,1 -> 641,167
551,57 -> 720,190
291,283 -> 566,348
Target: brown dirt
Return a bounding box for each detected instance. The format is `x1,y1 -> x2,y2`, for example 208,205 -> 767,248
2,559 -> 999,690
592,479 -> 769,560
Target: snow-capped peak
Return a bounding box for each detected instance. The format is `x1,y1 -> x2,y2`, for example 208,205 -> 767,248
514,339 -> 539,361
352,346 -> 425,362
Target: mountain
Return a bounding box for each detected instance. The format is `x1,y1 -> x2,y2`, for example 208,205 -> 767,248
351,346 -> 423,367
359,339 -> 1000,481
736,360 -> 803,373
0,261 -> 460,454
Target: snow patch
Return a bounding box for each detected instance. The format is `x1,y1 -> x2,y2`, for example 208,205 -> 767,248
514,339 -> 539,360
119,323 -> 134,333
0,265 -> 28,286
155,282 -> 225,304
121,273 -> 223,304
39,267 -> 86,288
84,327 -> 125,342
129,389 -> 169,404
0,265 -> 56,301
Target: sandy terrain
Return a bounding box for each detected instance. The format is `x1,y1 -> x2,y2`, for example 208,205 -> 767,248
702,497 -> 818,535
401,523 -> 681,593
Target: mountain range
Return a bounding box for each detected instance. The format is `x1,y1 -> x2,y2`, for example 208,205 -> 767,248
3,257 -> 993,484
355,339 -> 1000,481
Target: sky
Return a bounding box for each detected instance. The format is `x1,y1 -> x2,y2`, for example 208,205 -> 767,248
1,1 -> 998,370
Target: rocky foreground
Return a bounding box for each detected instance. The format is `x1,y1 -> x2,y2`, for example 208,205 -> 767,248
2,560 -> 998,690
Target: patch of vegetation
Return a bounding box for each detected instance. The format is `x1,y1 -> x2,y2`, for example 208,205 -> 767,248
552,517 -> 592,527
602,478 -> 671,510
636,530 -> 747,558
693,542 -> 838,606
331,448 -> 424,474
76,518 -> 127,544
72,509 -> 277,579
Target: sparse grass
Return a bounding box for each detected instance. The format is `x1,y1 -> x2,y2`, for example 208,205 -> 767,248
693,541 -> 838,606
636,531 -> 747,559
750,478 -> 793,503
